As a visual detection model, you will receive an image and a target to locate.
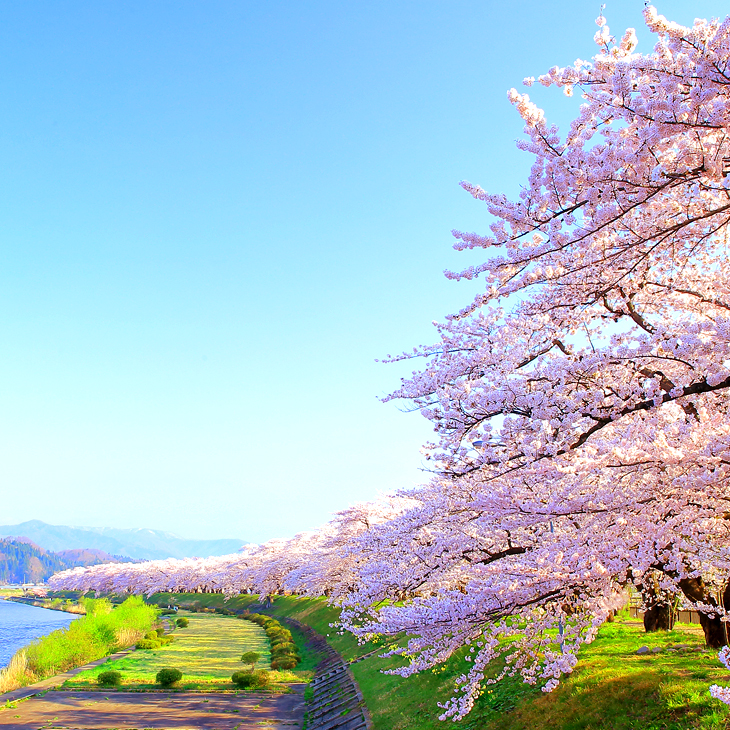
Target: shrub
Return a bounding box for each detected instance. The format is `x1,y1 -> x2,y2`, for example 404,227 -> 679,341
155,628 -> 165,637
136,639 -> 161,650
272,643 -> 297,656
97,670 -> 122,687
175,617 -> 189,628
156,667 -> 182,687
252,669 -> 271,688
232,671 -> 256,688
82,597 -> 113,617
271,657 -> 298,670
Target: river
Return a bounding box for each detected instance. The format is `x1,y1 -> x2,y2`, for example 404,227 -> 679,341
0,598 -> 79,668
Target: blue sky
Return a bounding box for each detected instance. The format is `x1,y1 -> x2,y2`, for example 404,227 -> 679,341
0,0 -> 725,543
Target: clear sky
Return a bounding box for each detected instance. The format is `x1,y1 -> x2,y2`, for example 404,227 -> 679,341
0,0 -> 725,543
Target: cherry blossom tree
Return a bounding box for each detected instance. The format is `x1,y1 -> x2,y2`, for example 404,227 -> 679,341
337,5 -> 730,718
50,5 -> 730,720
281,497 -> 419,598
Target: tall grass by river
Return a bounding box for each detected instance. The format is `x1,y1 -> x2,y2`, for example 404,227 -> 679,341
0,596 -> 157,694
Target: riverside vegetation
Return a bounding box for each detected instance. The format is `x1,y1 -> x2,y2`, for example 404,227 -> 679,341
0,596 -> 156,694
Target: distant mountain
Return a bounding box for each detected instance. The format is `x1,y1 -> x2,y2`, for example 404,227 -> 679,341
0,521 -> 246,561
0,538 -> 134,583
56,548 -> 130,567
0,538 -> 69,583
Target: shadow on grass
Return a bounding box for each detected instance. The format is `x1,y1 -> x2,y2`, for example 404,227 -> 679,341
476,669 -> 730,730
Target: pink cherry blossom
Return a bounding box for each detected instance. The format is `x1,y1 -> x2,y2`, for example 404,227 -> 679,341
50,6 -> 730,719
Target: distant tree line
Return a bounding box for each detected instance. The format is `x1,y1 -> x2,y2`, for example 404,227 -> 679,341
0,538 -> 130,583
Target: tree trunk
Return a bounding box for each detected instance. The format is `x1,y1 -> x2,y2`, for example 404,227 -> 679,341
698,611 -> 728,649
643,603 -> 674,632
679,577 -> 730,649
640,571 -> 676,632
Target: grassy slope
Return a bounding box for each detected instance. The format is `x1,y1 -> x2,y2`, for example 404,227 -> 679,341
147,594 -> 730,730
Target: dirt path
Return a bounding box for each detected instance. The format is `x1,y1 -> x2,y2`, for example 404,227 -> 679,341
0,689 -> 304,729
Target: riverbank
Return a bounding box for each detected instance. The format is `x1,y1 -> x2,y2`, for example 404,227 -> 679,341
0,599 -> 79,672
0,596 -> 156,694
5,595 -> 85,615
0,646 -> 136,703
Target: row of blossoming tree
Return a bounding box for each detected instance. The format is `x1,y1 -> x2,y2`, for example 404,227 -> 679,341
51,6 -> 730,718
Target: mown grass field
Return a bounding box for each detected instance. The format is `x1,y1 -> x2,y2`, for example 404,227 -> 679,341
63,610 -> 313,691
146,593 -> 730,730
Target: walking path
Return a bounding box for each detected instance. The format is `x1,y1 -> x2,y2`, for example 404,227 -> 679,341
0,689 -> 304,729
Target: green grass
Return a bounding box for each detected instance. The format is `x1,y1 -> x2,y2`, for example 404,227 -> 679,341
146,594 -> 730,730
64,611 -> 311,691
348,619 -> 730,730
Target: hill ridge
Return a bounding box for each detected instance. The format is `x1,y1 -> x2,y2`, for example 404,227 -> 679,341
0,521 -> 246,561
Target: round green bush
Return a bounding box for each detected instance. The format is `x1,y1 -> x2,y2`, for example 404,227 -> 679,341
97,670 -> 122,687
144,631 -> 159,640
175,617 -> 189,628
232,671 -> 256,688
271,642 -> 296,656
252,669 -> 271,687
136,639 -> 162,650
155,627 -> 166,637
156,667 -> 183,687
271,657 -> 298,670
270,634 -> 294,647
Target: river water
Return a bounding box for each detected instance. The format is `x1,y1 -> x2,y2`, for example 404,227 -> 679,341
0,599 -> 79,669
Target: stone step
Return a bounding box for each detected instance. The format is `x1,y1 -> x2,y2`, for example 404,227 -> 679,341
254,609 -> 372,730
311,688 -> 354,705
312,669 -> 348,686
312,709 -> 368,730
309,693 -> 359,716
